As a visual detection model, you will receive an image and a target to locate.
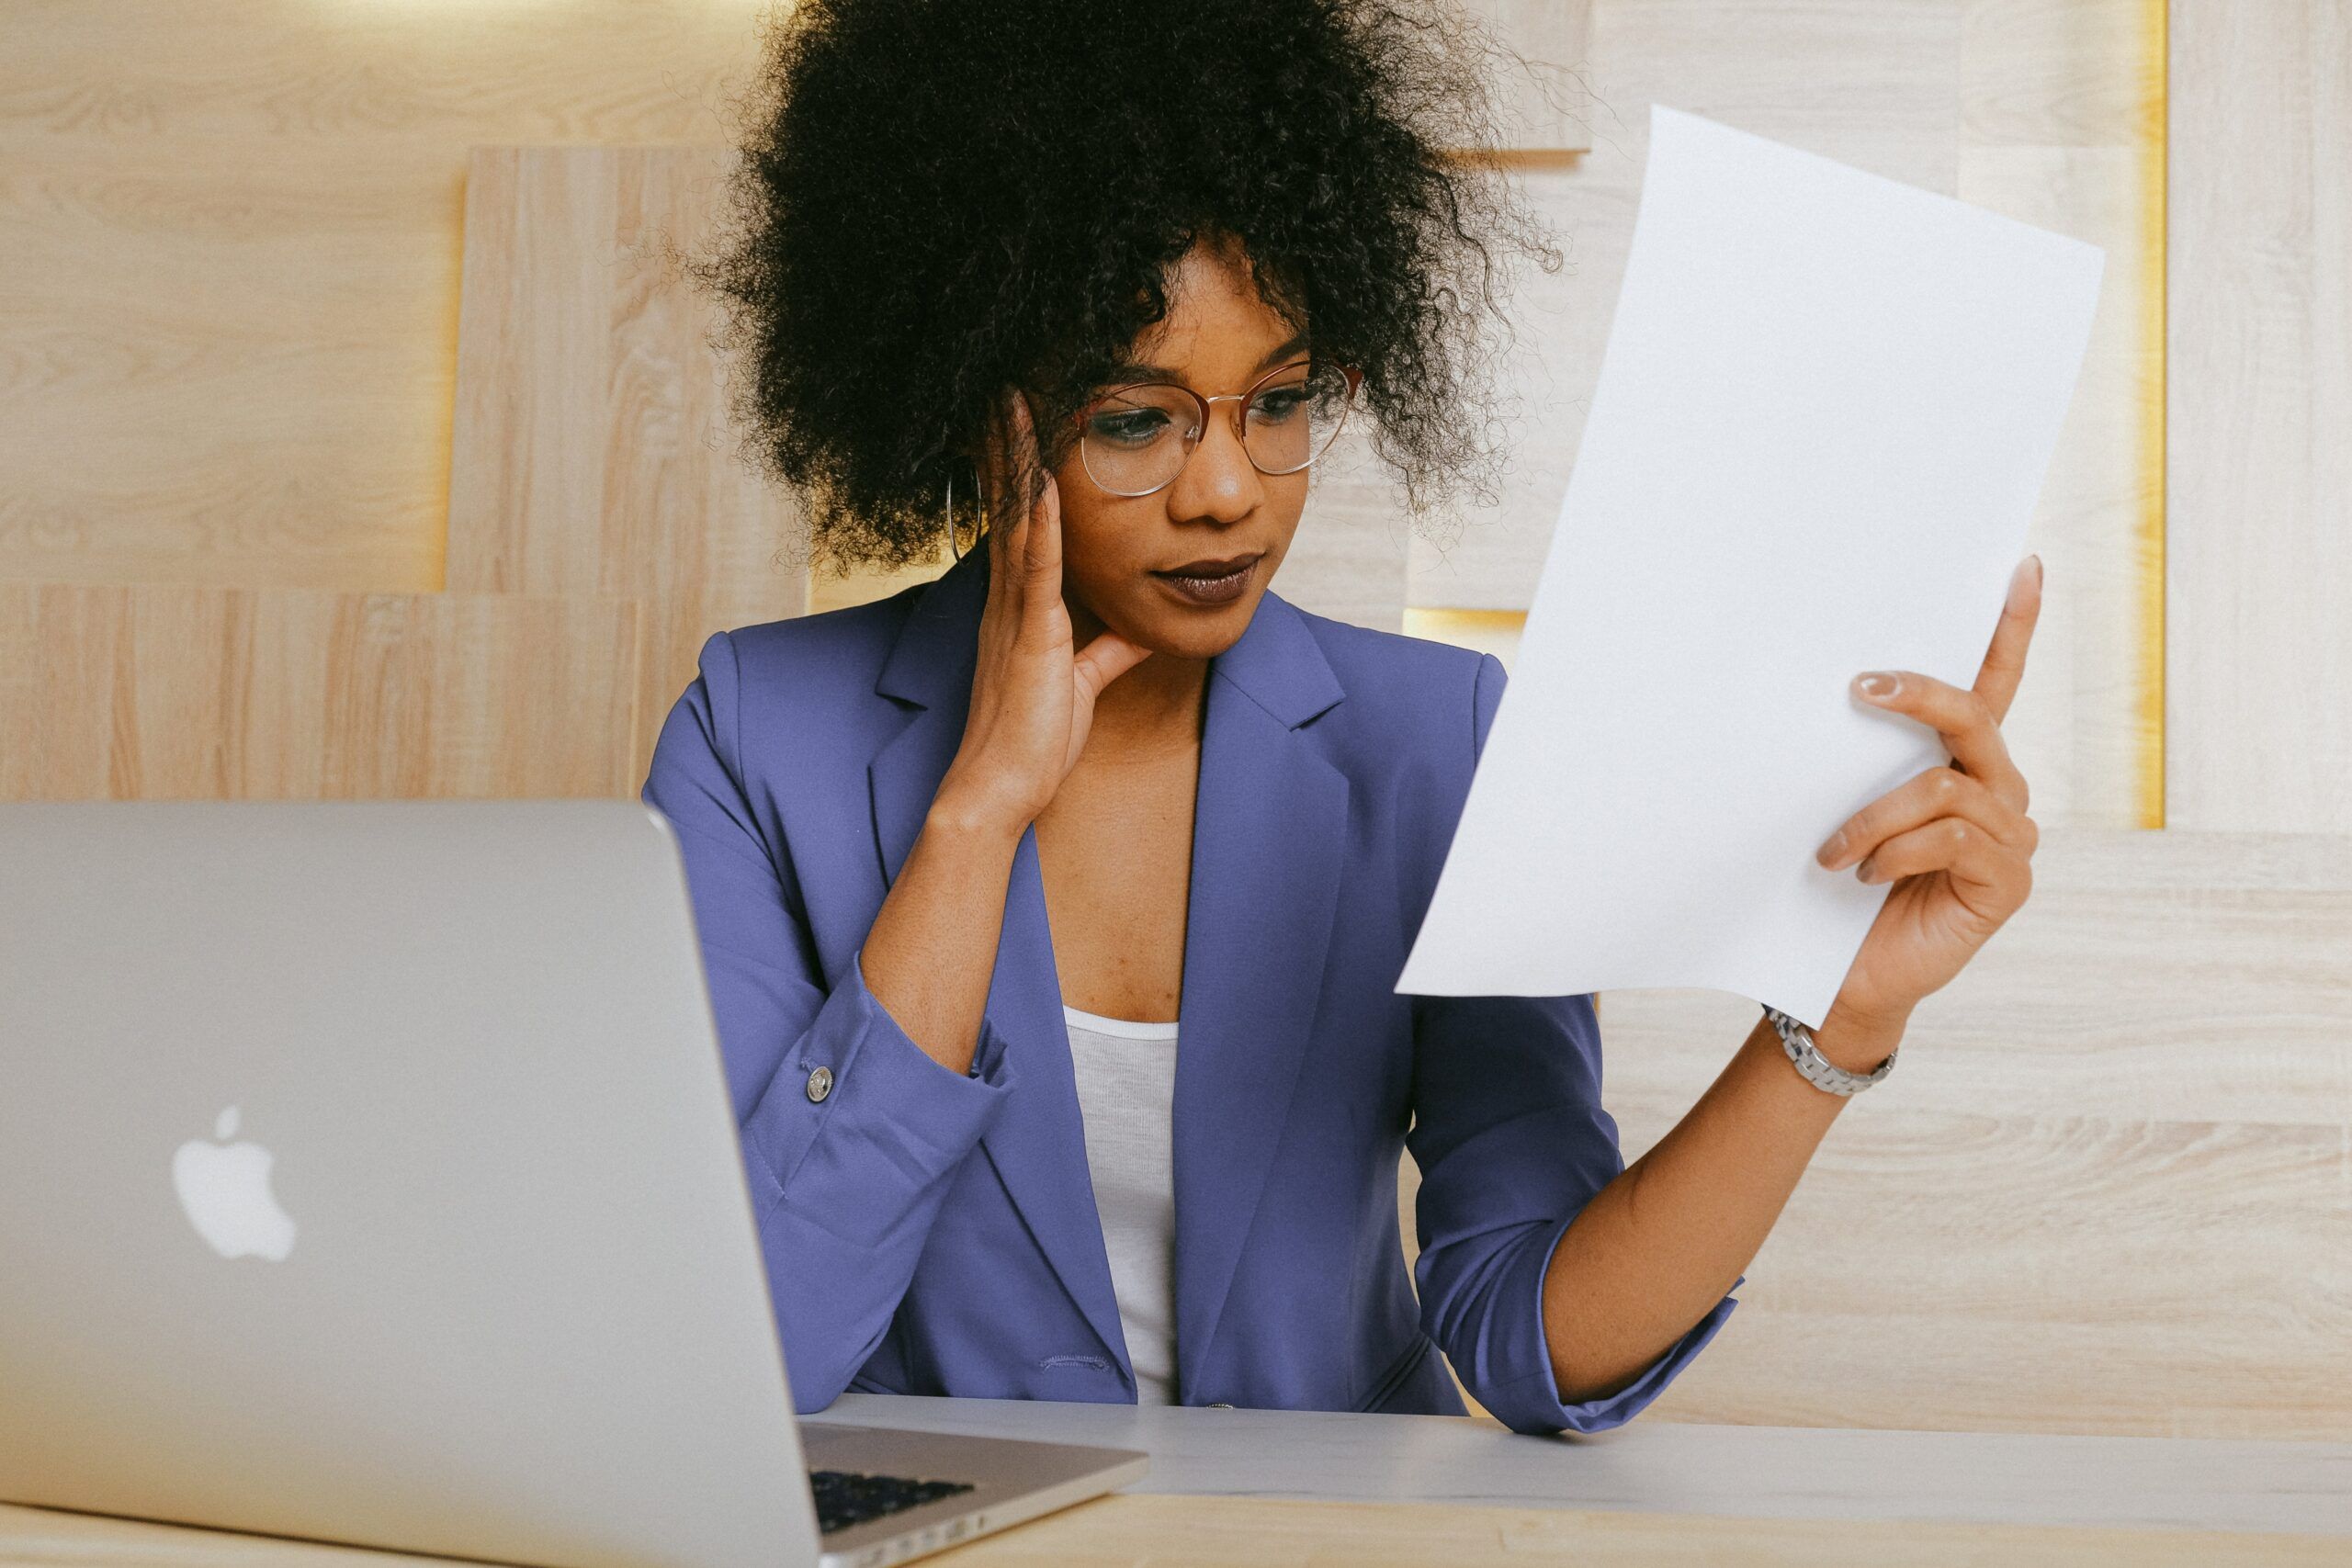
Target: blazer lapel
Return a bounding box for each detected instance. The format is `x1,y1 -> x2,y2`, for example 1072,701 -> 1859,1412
865,543 -> 1351,1400
867,545 -> 1127,1371
1168,578 -> 1349,1400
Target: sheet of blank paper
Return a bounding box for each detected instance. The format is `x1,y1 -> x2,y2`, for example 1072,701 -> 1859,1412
1394,104 -> 2105,1027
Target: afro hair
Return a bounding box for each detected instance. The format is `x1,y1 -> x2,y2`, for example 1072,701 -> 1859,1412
693,0 -> 1566,577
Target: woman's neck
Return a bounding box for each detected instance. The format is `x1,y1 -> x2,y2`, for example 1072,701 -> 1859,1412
1066,592 -> 1209,758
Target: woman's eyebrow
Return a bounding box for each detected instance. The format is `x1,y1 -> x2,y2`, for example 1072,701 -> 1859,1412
1107,331 -> 1310,384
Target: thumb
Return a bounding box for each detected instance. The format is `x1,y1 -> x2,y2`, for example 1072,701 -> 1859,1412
1072,629 -> 1155,698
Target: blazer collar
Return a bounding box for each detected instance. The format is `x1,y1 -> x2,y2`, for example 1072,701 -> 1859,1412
865,542 -> 1351,1399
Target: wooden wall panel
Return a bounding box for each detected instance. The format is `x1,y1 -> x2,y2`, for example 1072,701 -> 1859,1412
2166,0 -> 2352,832
1963,0 -> 2159,145
445,145 -> 807,781
0,585 -> 638,800
0,0 -> 777,594
1588,827 -> 2352,1438
0,143 -> 461,592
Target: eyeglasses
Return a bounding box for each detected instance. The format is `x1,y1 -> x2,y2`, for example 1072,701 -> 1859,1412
1071,358 -> 1363,499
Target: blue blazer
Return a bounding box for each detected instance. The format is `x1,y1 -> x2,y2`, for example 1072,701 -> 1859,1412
641,541 -> 1742,1437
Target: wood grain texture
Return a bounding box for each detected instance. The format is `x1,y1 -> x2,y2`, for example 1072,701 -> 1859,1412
2166,0 -> 2352,832
1588,827 -> 2352,1439
885,1495 -> 2351,1567
0,583 -> 638,800
0,142 -> 462,592
0,0 -> 774,592
1963,0 -> 2162,145
445,145 -> 808,783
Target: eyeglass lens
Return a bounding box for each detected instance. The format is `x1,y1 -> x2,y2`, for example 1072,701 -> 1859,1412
1080,362 -> 1354,497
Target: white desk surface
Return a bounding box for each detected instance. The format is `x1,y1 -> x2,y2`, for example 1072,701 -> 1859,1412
824,1394 -> 2352,1538
6,1400 -> 2348,1566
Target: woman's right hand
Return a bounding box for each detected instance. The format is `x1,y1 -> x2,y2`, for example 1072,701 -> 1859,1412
934,388 -> 1156,835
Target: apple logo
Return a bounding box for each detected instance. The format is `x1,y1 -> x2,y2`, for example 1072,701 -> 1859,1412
172,1106 -> 298,1262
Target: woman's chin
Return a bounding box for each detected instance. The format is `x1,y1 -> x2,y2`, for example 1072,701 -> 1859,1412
1120,583 -> 1262,660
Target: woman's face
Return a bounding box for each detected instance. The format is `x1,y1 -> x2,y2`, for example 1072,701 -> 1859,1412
1044,233 -> 1314,661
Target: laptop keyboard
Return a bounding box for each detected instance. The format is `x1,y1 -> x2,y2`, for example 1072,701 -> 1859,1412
808,1468 -> 976,1534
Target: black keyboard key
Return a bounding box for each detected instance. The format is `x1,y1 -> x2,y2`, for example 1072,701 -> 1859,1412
807,1469 -> 976,1535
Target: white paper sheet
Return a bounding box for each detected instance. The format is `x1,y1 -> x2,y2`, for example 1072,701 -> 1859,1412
1393,105 -> 2105,1027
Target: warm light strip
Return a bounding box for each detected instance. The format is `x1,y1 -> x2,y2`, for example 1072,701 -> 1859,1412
2137,0 -> 2169,829
1400,606 -> 1527,670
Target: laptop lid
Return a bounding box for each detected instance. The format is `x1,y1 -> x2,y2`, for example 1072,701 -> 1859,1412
0,800 -> 821,1568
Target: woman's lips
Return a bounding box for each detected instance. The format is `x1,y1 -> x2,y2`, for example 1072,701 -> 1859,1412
1150,556 -> 1258,605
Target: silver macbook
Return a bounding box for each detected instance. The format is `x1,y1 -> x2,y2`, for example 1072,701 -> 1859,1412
0,800 -> 1146,1568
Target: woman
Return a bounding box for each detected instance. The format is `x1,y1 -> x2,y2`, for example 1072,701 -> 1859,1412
644,0 -> 2042,1437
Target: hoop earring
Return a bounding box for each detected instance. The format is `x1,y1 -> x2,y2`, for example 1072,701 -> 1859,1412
944,468 -> 964,561
944,459 -> 989,561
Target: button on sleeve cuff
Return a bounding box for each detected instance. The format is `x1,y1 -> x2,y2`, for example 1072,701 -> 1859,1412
740,946 -> 1015,1249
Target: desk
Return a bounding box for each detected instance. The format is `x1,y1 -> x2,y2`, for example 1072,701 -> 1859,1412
6,1399 -> 2348,1566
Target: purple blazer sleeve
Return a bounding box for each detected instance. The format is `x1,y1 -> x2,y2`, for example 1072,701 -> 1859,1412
1407,651 -> 1744,1437
642,629 -> 1020,1413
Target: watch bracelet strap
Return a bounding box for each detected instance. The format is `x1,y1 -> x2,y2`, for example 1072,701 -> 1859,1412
1761,1005 -> 1897,1096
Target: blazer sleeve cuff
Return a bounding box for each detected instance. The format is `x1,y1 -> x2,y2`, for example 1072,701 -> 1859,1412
740,945 -> 1015,1247
1479,1214 -> 1745,1438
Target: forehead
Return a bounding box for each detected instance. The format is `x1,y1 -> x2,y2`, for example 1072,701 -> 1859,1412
1113,235 -> 1305,384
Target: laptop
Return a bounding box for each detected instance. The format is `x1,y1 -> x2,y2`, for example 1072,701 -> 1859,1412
0,799 -> 1147,1568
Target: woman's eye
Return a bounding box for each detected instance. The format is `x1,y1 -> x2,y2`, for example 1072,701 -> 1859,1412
1088,408 -> 1171,446
1250,389 -> 1311,423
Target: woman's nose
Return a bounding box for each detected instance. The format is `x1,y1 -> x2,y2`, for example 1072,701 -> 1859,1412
1169,408 -> 1264,521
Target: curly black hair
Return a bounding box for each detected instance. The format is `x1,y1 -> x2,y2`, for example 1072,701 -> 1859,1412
692,0 -> 1566,578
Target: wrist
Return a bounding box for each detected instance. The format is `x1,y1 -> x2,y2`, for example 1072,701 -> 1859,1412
1814,998 -> 1909,1075
925,781 -> 1031,848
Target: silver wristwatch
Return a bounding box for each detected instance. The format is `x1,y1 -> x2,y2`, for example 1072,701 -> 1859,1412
1762,1005 -> 1897,1096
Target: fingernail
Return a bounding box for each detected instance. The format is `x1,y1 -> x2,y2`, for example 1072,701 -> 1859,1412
1856,856 -> 1878,882
1854,671 -> 1897,701
2007,555 -> 2040,611
1817,829 -> 1848,866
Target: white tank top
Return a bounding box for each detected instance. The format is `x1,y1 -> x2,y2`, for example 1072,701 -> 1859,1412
1059,1002 -> 1179,1404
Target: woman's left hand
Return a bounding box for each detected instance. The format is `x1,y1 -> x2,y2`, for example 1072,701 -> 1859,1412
1814,555 -> 2045,1037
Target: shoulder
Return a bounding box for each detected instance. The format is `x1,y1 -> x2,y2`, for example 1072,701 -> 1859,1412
1277,600 -> 1505,908
696,581 -> 928,728
1283,597 -> 1507,771
648,582 -> 929,795
722,582 -> 922,688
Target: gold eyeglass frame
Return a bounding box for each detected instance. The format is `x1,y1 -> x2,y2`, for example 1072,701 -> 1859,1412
1068,358 -> 1364,499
